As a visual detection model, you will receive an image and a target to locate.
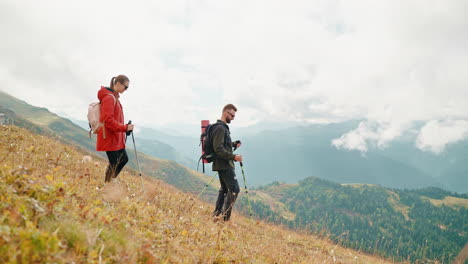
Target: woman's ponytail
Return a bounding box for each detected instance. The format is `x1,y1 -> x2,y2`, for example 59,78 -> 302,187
110,77 -> 116,90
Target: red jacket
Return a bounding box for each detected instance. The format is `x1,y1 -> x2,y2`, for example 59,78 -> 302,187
96,86 -> 128,151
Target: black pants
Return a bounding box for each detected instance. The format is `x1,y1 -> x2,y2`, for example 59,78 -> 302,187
213,169 -> 240,221
105,149 -> 128,183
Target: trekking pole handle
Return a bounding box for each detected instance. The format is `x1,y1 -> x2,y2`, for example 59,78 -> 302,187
126,120 -> 133,135
233,140 -> 241,151
240,161 -> 243,167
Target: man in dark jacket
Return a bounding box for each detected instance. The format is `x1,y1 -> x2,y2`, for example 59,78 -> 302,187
212,104 -> 243,221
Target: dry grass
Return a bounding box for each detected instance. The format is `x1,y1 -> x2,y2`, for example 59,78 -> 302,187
0,125 -> 395,263
252,191 -> 296,221
341,183 -> 379,188
386,191 -> 411,221
423,196 -> 468,209
453,242 -> 468,264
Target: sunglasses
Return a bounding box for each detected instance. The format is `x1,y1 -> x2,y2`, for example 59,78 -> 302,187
123,84 -> 129,90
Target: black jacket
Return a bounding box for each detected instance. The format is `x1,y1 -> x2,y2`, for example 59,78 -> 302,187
211,120 -> 235,171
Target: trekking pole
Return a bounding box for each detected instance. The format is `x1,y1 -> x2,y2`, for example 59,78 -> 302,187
128,121 -> 144,192
239,162 -> 253,216
196,172 -> 218,200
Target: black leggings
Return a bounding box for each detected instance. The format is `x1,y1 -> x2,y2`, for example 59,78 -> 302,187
105,149 -> 129,182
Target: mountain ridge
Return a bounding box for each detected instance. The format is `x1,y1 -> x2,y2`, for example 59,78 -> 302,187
248,177 -> 468,263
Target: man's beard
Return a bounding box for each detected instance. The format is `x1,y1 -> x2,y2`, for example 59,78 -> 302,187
226,118 -> 232,124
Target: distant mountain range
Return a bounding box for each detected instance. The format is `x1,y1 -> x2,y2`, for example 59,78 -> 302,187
238,122 -> 468,193
2,89 -> 466,194
70,113 -> 467,193
100,120 -> 468,193
141,119 -> 463,192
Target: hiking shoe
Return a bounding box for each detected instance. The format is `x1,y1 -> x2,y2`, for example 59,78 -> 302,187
212,215 -> 223,222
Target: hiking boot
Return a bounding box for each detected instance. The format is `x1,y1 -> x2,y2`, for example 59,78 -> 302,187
212,215 -> 223,222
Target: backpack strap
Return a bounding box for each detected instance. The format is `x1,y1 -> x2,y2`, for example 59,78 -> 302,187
213,122 -> 230,149
104,93 -> 116,106
101,93 -> 117,139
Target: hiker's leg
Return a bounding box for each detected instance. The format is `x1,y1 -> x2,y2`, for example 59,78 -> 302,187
112,149 -> 128,178
213,172 -> 228,216
105,150 -> 120,182
221,169 -> 240,221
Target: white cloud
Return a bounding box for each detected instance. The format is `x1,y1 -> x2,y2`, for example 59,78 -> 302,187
332,120 -> 411,152
332,122 -> 373,153
1,0 -> 467,149
416,120 -> 468,154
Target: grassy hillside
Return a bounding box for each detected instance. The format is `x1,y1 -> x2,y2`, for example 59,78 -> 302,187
0,125 -> 393,263
128,152 -> 218,198
0,90 -> 217,197
0,90 -> 96,151
249,179 -> 468,263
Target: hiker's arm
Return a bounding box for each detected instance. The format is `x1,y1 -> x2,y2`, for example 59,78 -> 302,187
212,127 -> 236,161
101,96 -> 127,132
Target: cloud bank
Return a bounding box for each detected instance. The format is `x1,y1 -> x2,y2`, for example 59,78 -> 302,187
416,120 -> 468,154
1,0 -> 467,153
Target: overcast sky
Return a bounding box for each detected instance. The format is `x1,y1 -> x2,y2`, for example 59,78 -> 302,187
1,0 -> 467,153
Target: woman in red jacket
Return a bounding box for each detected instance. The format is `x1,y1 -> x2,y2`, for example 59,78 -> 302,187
96,75 -> 135,182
